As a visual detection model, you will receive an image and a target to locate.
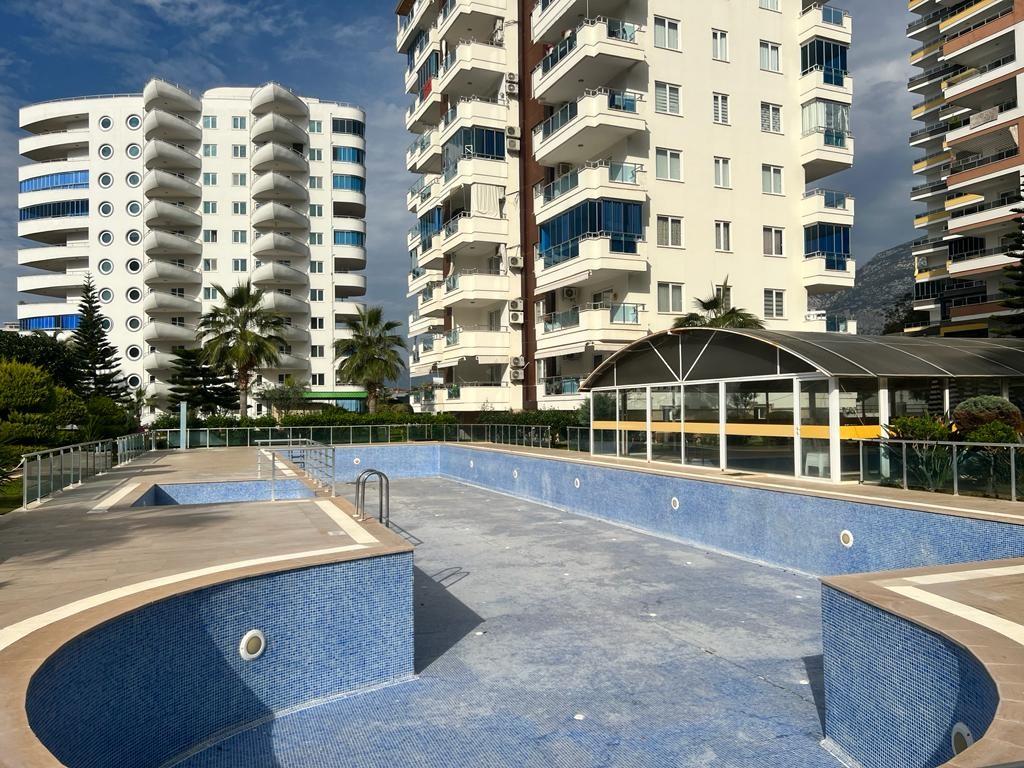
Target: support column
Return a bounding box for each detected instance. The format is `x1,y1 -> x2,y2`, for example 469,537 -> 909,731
828,378 -> 842,484
646,386 -> 652,463
793,379 -> 802,478
718,381 -> 727,471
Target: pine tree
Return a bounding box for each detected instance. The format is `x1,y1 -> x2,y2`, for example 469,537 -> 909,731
999,183 -> 1024,337
70,274 -> 129,402
167,348 -> 239,416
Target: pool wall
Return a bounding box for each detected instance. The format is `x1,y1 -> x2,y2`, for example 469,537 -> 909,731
26,552 -> 413,768
821,585 -> 998,768
132,479 -> 314,506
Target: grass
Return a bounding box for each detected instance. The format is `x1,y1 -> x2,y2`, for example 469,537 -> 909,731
0,479 -> 23,514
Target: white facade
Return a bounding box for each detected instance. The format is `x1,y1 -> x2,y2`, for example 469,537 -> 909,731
17,80 -> 368,415
398,0 -> 856,414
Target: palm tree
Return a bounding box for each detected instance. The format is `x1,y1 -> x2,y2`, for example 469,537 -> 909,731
335,307 -> 407,413
197,281 -> 287,418
672,278 -> 765,330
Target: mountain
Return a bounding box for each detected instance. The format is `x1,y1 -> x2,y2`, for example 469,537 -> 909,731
810,241 -> 916,335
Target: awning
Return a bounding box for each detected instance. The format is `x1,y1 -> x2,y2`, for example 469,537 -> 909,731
302,391 -> 367,400
437,357 -> 463,369
535,342 -> 623,360
476,355 -> 508,365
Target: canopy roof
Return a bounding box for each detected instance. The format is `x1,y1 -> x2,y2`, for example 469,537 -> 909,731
580,328 -> 1024,390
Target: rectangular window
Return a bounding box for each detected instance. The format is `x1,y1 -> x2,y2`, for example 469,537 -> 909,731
170,316 -> 185,327
311,317 -> 324,330
713,93 -> 730,124
309,120 -> 322,133
308,148 -> 322,161
231,173 -> 247,186
760,0 -> 780,9
761,164 -> 784,195
654,82 -> 681,115
763,227 -> 784,256
311,373 -> 325,386
309,232 -> 324,245
760,41 -> 781,72
232,144 -> 247,158
170,287 -> 185,298
202,172 -> 217,186
309,204 -> 323,217
202,115 -> 217,129
232,201 -> 247,215
202,201 -> 217,214
309,176 -> 323,189
656,215 -> 684,247
203,287 -> 217,300
716,284 -> 732,310
202,229 -> 217,243
232,258 -> 247,272
712,29 -> 729,61
310,289 -> 324,301
202,144 -> 217,157
715,221 -> 732,252
232,230 -> 247,244
657,282 -> 685,313
761,102 -> 783,133
764,289 -> 785,318
654,16 -> 680,50
310,260 -> 324,273
713,156 -> 731,188
232,115 -> 246,130
655,148 -> 682,181
311,345 -> 325,358
202,258 -> 217,271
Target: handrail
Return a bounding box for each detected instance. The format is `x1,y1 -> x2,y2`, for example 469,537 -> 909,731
355,469 -> 390,528
23,93 -> 141,109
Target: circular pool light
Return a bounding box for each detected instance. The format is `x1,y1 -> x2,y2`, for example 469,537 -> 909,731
512,468 -> 519,479
839,529 -> 854,548
671,497 -> 680,511
353,457 -> 361,465
951,722 -> 974,755
574,477 -> 580,489
469,459 -> 474,468
239,629 -> 266,660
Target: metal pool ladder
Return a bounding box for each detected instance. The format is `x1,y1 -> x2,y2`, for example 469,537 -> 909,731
355,469 -> 390,528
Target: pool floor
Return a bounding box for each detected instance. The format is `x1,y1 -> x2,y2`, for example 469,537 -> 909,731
178,478 -> 839,768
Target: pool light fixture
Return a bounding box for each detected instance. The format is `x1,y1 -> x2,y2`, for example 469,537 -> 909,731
239,629 -> 266,660
839,530 -> 854,548
951,722 -> 973,755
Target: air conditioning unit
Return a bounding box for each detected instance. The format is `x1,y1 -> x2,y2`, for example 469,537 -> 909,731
511,355 -> 526,368
562,287 -> 578,300
509,311 -> 524,324
508,255 -> 524,269
506,82 -> 519,97
507,72 -> 518,83
510,368 -> 526,382
510,298 -> 524,311
506,125 -> 520,138
507,137 -> 521,152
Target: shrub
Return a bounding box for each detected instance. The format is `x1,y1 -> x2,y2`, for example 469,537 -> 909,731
953,396 -> 1023,435
50,387 -> 87,429
0,361 -> 55,418
81,397 -> 131,441
884,415 -> 953,442
964,420 -> 1019,445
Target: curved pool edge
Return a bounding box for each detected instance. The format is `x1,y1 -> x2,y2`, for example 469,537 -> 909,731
0,519 -> 412,768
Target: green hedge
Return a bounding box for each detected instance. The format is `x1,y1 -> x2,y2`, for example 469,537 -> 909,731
148,407 -> 457,429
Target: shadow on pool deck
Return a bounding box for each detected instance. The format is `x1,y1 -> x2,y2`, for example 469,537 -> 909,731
414,565 -> 483,673
803,654 -> 826,733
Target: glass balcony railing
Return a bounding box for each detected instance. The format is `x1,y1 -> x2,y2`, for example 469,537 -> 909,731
542,302 -> 643,332
445,328 -> 460,346
544,307 -> 580,332
804,126 -> 852,148
805,251 -> 851,271
534,158 -> 645,204
541,30 -> 578,74
804,188 -> 851,209
544,377 -> 581,396
537,88 -> 641,141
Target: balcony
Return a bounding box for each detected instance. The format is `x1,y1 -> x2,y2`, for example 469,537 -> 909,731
18,129 -> 89,162
439,327 -> 510,363
537,303 -> 647,350
265,353 -> 307,372
252,142 -> 310,174
145,381 -> 173,401
912,150 -> 952,175
914,208 -> 951,229
252,261 -> 308,287
436,0 -> 506,40
143,139 -> 201,172
143,79 -> 200,114
538,376 -> 585,403
948,246 -> 1019,276
18,244 -> 89,270
279,324 -> 311,343
142,261 -> 202,286
334,245 -> 367,271
939,0 -> 1007,35
910,178 -> 947,202
944,53 -> 1017,100
800,128 -> 855,183
16,269 -> 88,299
17,214 -> 87,244
143,351 -> 178,372
802,252 -> 856,294
531,0 -> 627,43
418,285 -> 446,316
420,383 -> 512,412
260,292 -> 310,315
535,236 -> 647,293
252,172 -> 309,203
441,270 -> 510,308
142,169 -> 201,200
251,203 -> 309,232
439,213 -> 509,258
143,230 -> 202,258
143,321 -> 195,344
405,82 -> 443,133
252,232 -> 310,260
800,189 -> 855,226
250,82 -> 309,119
143,200 -> 201,230
947,147 -> 1021,187
804,311 -> 858,335
143,109 -> 201,143
948,195 -> 1021,233
406,129 -> 442,175
533,18 -> 645,105
251,113 -> 307,145
143,292 -> 202,314
436,41 -> 506,100
396,0 -> 436,53
798,4 -> 851,45
534,161 -> 646,224
416,233 -> 443,270
334,300 -> 365,319
333,273 -> 367,298
533,88 -> 647,168
409,312 -> 443,336
408,267 -> 442,297
799,66 -> 853,105
439,155 -> 507,197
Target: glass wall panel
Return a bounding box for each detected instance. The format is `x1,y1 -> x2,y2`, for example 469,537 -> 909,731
726,380 -> 794,475
590,390 -> 618,455
839,377 -> 880,479
651,386 -> 682,463
888,377 -> 944,420
800,380 -> 830,478
618,388 -> 647,458
949,378 -> 1002,411
683,384 -> 719,467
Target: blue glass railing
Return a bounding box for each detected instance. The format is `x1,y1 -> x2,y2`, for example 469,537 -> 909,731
821,6 -> 847,26
541,31 -> 578,74
805,251 -> 851,271
544,307 -> 580,332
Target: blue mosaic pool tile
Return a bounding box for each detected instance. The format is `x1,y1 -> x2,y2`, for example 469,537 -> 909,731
133,479 -> 313,506
821,585 -> 998,768
26,552 -> 413,768
330,444 -> 440,484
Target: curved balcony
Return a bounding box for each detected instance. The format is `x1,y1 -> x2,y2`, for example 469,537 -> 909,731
142,169 -> 201,200
144,380 -> 173,401
331,189 -> 366,218
267,353 -> 307,371
17,216 -> 87,245
533,89 -> 647,167
19,130 -> 90,162
252,172 -> 309,202
251,202 -> 309,232
260,292 -> 309,315
144,200 -> 201,229
279,324 -> 311,343
143,79 -> 201,114
144,321 -> 195,344
143,292 -> 202,314
333,245 -> 367,271
18,244 -> 89,270
17,270 -> 88,299
143,351 -> 179,372
143,230 -> 202,258
250,83 -> 310,119
334,300 -> 364,319
251,113 -> 307,146
251,232 -> 310,260
252,261 -> 308,286
532,19 -> 645,104
333,273 -> 367,298
251,142 -> 310,174
143,109 -> 201,143
142,261 -> 202,286
143,140 -> 201,172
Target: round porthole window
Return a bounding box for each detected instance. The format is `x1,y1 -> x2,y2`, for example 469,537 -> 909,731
126,172 -> 142,187
126,143 -> 142,159
951,722 -> 974,755
98,172 -> 114,189
126,287 -> 142,303
126,114 -> 142,130
239,629 -> 266,661
98,201 -> 114,217
126,316 -> 142,331
126,374 -> 142,389
126,200 -> 142,216
98,230 -> 114,246
840,530 -> 854,549
98,258 -> 114,275
126,229 -> 142,245
98,115 -> 113,131
100,317 -> 112,332
126,258 -> 142,274
98,144 -> 114,160
125,345 -> 142,361
98,288 -> 114,304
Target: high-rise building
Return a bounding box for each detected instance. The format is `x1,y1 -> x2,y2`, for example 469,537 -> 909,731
398,0 -> 856,413
907,0 -> 1020,337
16,79 -> 368,416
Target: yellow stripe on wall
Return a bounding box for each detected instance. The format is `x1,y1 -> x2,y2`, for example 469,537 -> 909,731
594,422 -> 882,439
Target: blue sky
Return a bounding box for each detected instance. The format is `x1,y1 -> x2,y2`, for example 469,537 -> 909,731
0,0 -> 917,327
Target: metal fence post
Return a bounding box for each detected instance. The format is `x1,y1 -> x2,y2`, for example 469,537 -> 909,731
1013,447 -> 1018,503
858,441 -> 864,484
952,444 -> 959,496
902,442 -> 908,490
271,451 -> 277,501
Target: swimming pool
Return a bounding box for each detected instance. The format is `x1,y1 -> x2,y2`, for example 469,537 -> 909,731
132,479 -> 314,506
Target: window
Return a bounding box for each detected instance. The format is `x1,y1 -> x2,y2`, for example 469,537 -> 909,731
332,174 -> 366,191
126,258 -> 142,273
98,259 -> 114,275
760,41 -> 781,72
203,287 -> 217,300
126,144 -> 142,158
170,316 -> 185,327
311,345 -> 325,358
98,116 -> 113,130
656,215 -> 684,248
332,146 -> 365,163
126,288 -> 142,303
764,289 -> 785,318
232,115 -> 247,129
654,16 -> 680,50
802,39 -> 849,86
233,201 -> 247,215
170,287 -> 185,297
202,115 -> 217,129
232,230 -> 247,244
309,204 -> 323,217
203,258 -> 217,271
203,229 -> 218,243
308,148 -> 322,161
760,0 -> 780,9
98,288 -> 114,304
202,144 -> 217,157
712,30 -> 729,61
311,373 -> 325,386
232,144 -> 247,158
309,176 -> 323,189
310,288 -> 324,301
203,201 -> 218,214
802,99 -> 851,143
126,172 -> 141,187
309,119 -> 322,133
231,173 -> 247,186
124,199 -> 140,216
761,102 -> 783,133
716,284 -> 732,310
310,232 -> 325,245
97,144 -> 114,160
311,317 -> 324,330
713,93 -> 730,124
655,148 -> 682,181
126,230 -> 142,245
232,258 -> 247,272
18,199 -> 89,221
714,157 -> 731,188
310,260 -> 324,273
655,82 -> 681,115
331,118 -> 365,136
19,170 -> 89,193
715,221 -> 732,251
98,230 -> 113,245
202,172 -> 217,186
762,164 -> 783,195
763,227 -> 784,256
658,282 -> 685,314
98,172 -> 113,188
98,201 -> 113,217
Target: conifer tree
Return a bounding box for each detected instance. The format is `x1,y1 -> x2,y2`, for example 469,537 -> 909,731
70,274 -> 128,402
167,347 -> 238,416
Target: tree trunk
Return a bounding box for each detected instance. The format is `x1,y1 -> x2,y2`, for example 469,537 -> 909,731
238,372 -> 248,420
367,389 -> 377,414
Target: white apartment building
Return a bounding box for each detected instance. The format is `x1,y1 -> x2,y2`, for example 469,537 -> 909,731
907,0 -> 1022,337
16,79 -> 368,416
398,0 -> 856,414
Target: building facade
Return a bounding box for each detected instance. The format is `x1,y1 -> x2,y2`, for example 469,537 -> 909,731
398,0 -> 855,413
907,0 -> 1022,336
17,79 -> 368,416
